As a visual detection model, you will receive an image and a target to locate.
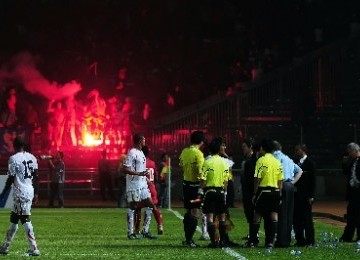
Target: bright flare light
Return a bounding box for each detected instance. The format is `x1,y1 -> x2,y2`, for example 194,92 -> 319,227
82,132 -> 103,146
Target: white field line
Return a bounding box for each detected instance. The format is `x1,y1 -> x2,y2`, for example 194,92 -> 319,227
167,208 -> 247,260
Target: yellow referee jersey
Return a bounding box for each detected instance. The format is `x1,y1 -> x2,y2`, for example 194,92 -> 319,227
200,155 -> 229,187
179,145 -> 204,182
255,153 -> 283,188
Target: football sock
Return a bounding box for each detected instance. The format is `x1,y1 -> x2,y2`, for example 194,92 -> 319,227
266,220 -> 278,245
207,222 -> 216,244
142,207 -> 153,233
188,215 -> 198,241
183,213 -> 197,241
219,221 -> 227,243
127,209 -> 135,235
23,222 -> 38,249
5,223 -> 18,244
134,208 -> 142,233
183,213 -> 190,240
249,222 -> 260,243
153,208 -> 163,225
201,214 -> 208,235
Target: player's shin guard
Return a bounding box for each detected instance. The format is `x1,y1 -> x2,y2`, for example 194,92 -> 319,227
207,222 -> 216,244
201,213 -> 208,235
23,222 -> 38,250
266,220 -> 278,245
142,207 -> 153,234
127,209 -> 135,235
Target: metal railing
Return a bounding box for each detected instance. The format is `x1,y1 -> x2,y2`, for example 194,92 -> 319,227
38,167 -> 98,197
149,38 -> 353,166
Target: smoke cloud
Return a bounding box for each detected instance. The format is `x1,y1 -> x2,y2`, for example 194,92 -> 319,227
0,52 -> 82,100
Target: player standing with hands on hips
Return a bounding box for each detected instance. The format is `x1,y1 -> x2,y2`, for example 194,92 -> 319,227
0,137 -> 40,256
122,133 -> 157,239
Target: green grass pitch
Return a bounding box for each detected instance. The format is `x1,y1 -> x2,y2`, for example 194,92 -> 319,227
0,208 -> 359,259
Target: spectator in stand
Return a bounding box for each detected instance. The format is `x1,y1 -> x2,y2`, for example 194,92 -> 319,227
87,89 -> 107,134
142,103 -> 151,121
165,93 -> 175,113
120,97 -> 133,137
24,103 -> 39,149
46,100 -> 66,150
0,88 -> 18,128
48,151 -> 66,208
115,67 -> 127,90
230,61 -> 251,89
65,96 -> 77,146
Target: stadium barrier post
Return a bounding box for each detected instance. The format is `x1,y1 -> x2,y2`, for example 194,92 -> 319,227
168,157 -> 171,209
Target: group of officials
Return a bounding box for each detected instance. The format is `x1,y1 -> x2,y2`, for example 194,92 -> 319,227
0,133 -> 359,255
180,131 -> 318,249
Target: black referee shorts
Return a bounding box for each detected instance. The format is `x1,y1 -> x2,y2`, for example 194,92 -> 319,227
183,181 -> 201,209
254,187 -> 281,215
202,187 -> 226,215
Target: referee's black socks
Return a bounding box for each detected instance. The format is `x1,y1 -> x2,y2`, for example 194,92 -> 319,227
207,222 -> 216,244
219,221 -> 227,243
183,212 -> 198,241
266,220 -> 278,245
249,222 -> 260,243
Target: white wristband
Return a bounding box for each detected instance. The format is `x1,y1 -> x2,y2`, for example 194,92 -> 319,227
197,188 -> 204,195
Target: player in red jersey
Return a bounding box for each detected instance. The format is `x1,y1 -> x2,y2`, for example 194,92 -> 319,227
134,146 -> 164,235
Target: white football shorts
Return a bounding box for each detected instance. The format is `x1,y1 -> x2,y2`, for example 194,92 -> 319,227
126,187 -> 151,203
12,195 -> 32,216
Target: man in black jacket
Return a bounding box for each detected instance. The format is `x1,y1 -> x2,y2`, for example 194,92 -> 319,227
293,144 -> 316,246
240,138 -> 258,240
340,142 -> 360,242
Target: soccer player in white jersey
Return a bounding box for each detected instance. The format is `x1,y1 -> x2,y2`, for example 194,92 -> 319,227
122,133 -> 156,239
0,137 -> 40,256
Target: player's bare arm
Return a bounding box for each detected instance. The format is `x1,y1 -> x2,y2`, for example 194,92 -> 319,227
123,166 -> 148,176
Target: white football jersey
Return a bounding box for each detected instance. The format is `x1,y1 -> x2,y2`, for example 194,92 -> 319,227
8,151 -> 38,200
124,148 -> 147,191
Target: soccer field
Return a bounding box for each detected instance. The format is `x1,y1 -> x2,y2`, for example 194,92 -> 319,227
0,208 -> 358,259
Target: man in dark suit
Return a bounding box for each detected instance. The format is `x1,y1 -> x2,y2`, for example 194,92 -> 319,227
240,138 -> 258,239
340,142 -> 360,242
293,144 -> 316,246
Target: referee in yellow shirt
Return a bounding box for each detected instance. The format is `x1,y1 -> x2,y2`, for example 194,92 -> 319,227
179,130 -> 205,248
200,138 -> 230,248
245,138 -> 284,248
